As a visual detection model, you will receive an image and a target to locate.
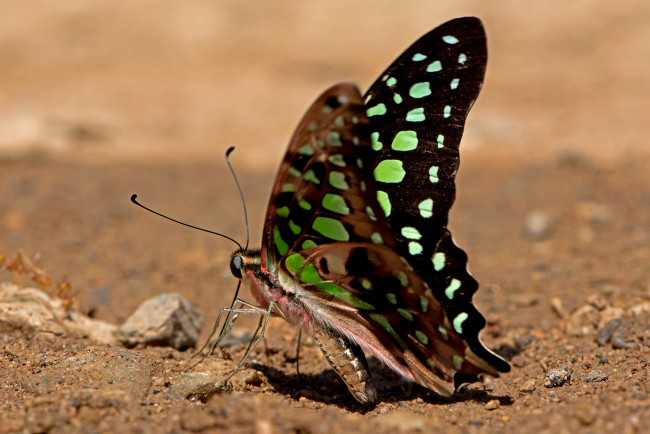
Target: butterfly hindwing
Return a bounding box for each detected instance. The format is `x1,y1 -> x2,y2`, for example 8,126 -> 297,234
283,241 -> 501,395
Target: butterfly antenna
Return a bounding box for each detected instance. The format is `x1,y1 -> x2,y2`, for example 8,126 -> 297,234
225,146 -> 250,249
130,194 -> 242,250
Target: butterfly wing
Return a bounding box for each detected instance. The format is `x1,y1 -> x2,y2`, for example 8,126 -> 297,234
363,17 -> 509,373
260,83 -> 396,275
286,240 -> 504,395
257,17 -> 508,397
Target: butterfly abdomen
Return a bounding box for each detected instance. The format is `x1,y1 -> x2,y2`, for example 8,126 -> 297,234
312,324 -> 377,403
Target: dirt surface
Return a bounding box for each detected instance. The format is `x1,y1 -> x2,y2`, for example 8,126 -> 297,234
1,1 -> 649,433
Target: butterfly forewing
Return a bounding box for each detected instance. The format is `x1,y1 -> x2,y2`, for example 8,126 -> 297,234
363,17 -> 509,372
261,84 -> 396,274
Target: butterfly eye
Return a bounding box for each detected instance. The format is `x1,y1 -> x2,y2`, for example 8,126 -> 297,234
230,255 -> 243,279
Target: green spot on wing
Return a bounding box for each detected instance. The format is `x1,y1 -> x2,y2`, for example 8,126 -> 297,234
394,271 -> 409,287
297,144 -> 314,156
386,293 -> 397,304
429,166 -> 439,183
412,53 -> 427,61
285,253 -> 305,274
386,77 -> 397,86
453,312 -> 468,334
326,131 -> 342,147
273,227 -> 288,256
391,130 -> 418,151
405,108 -> 425,122
436,134 -> 445,148
334,115 -> 344,127
376,190 -> 391,217
401,226 -> 422,240
328,154 -> 346,167
371,132 -> 382,151
438,326 -> 449,341
397,308 -> 414,322
371,232 -> 383,244
303,169 -> 320,184
408,241 -> 423,255
328,172 -> 349,190
415,330 -> 429,345
298,200 -> 312,210
445,278 -> 461,299
281,183 -> 295,193
322,193 -> 350,215
288,167 -> 301,177
419,296 -> 429,313
276,206 -> 289,218
426,60 -> 442,72
442,35 -> 459,44
299,262 -> 320,283
432,252 -> 446,271
453,355 -> 464,370
312,216 -> 349,241
316,282 -> 374,310
443,105 -> 451,118
359,277 -> 372,290
374,160 -> 405,183
450,78 -> 459,90
393,94 -> 403,104
409,82 -> 432,99
289,220 -> 301,235
368,313 -> 406,347
418,198 -> 433,218
366,103 -> 387,117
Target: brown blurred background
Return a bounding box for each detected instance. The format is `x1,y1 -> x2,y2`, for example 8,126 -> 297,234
1,0 -> 649,323
1,0 -> 648,166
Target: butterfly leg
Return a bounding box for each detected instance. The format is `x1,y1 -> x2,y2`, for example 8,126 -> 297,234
312,325 -> 377,404
222,302 -> 276,383
295,328 -> 302,377
194,281 -> 246,358
189,300 -> 264,370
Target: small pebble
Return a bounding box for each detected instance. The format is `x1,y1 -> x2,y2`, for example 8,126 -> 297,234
519,379 -> 537,393
550,297 -> 569,319
544,366 -> 572,388
244,371 -> 265,387
596,319 -> 621,346
584,370 -> 609,383
524,209 -> 551,239
484,399 -> 500,410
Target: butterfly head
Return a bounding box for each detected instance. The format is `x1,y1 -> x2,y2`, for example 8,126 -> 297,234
229,248 -> 261,280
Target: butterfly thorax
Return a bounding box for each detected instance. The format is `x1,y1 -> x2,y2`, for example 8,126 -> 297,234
231,249 -> 317,330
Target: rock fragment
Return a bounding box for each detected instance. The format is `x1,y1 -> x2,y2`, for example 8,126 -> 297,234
584,370 -> 609,383
118,293 -> 204,350
544,366 -> 571,388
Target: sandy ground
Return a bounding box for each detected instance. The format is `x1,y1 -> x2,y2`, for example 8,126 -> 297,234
1,1 -> 649,433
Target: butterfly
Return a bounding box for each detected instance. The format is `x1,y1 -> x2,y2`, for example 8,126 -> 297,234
223,16 -> 509,403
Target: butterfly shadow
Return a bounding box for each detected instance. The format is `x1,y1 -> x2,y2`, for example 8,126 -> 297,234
250,356 -> 513,412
